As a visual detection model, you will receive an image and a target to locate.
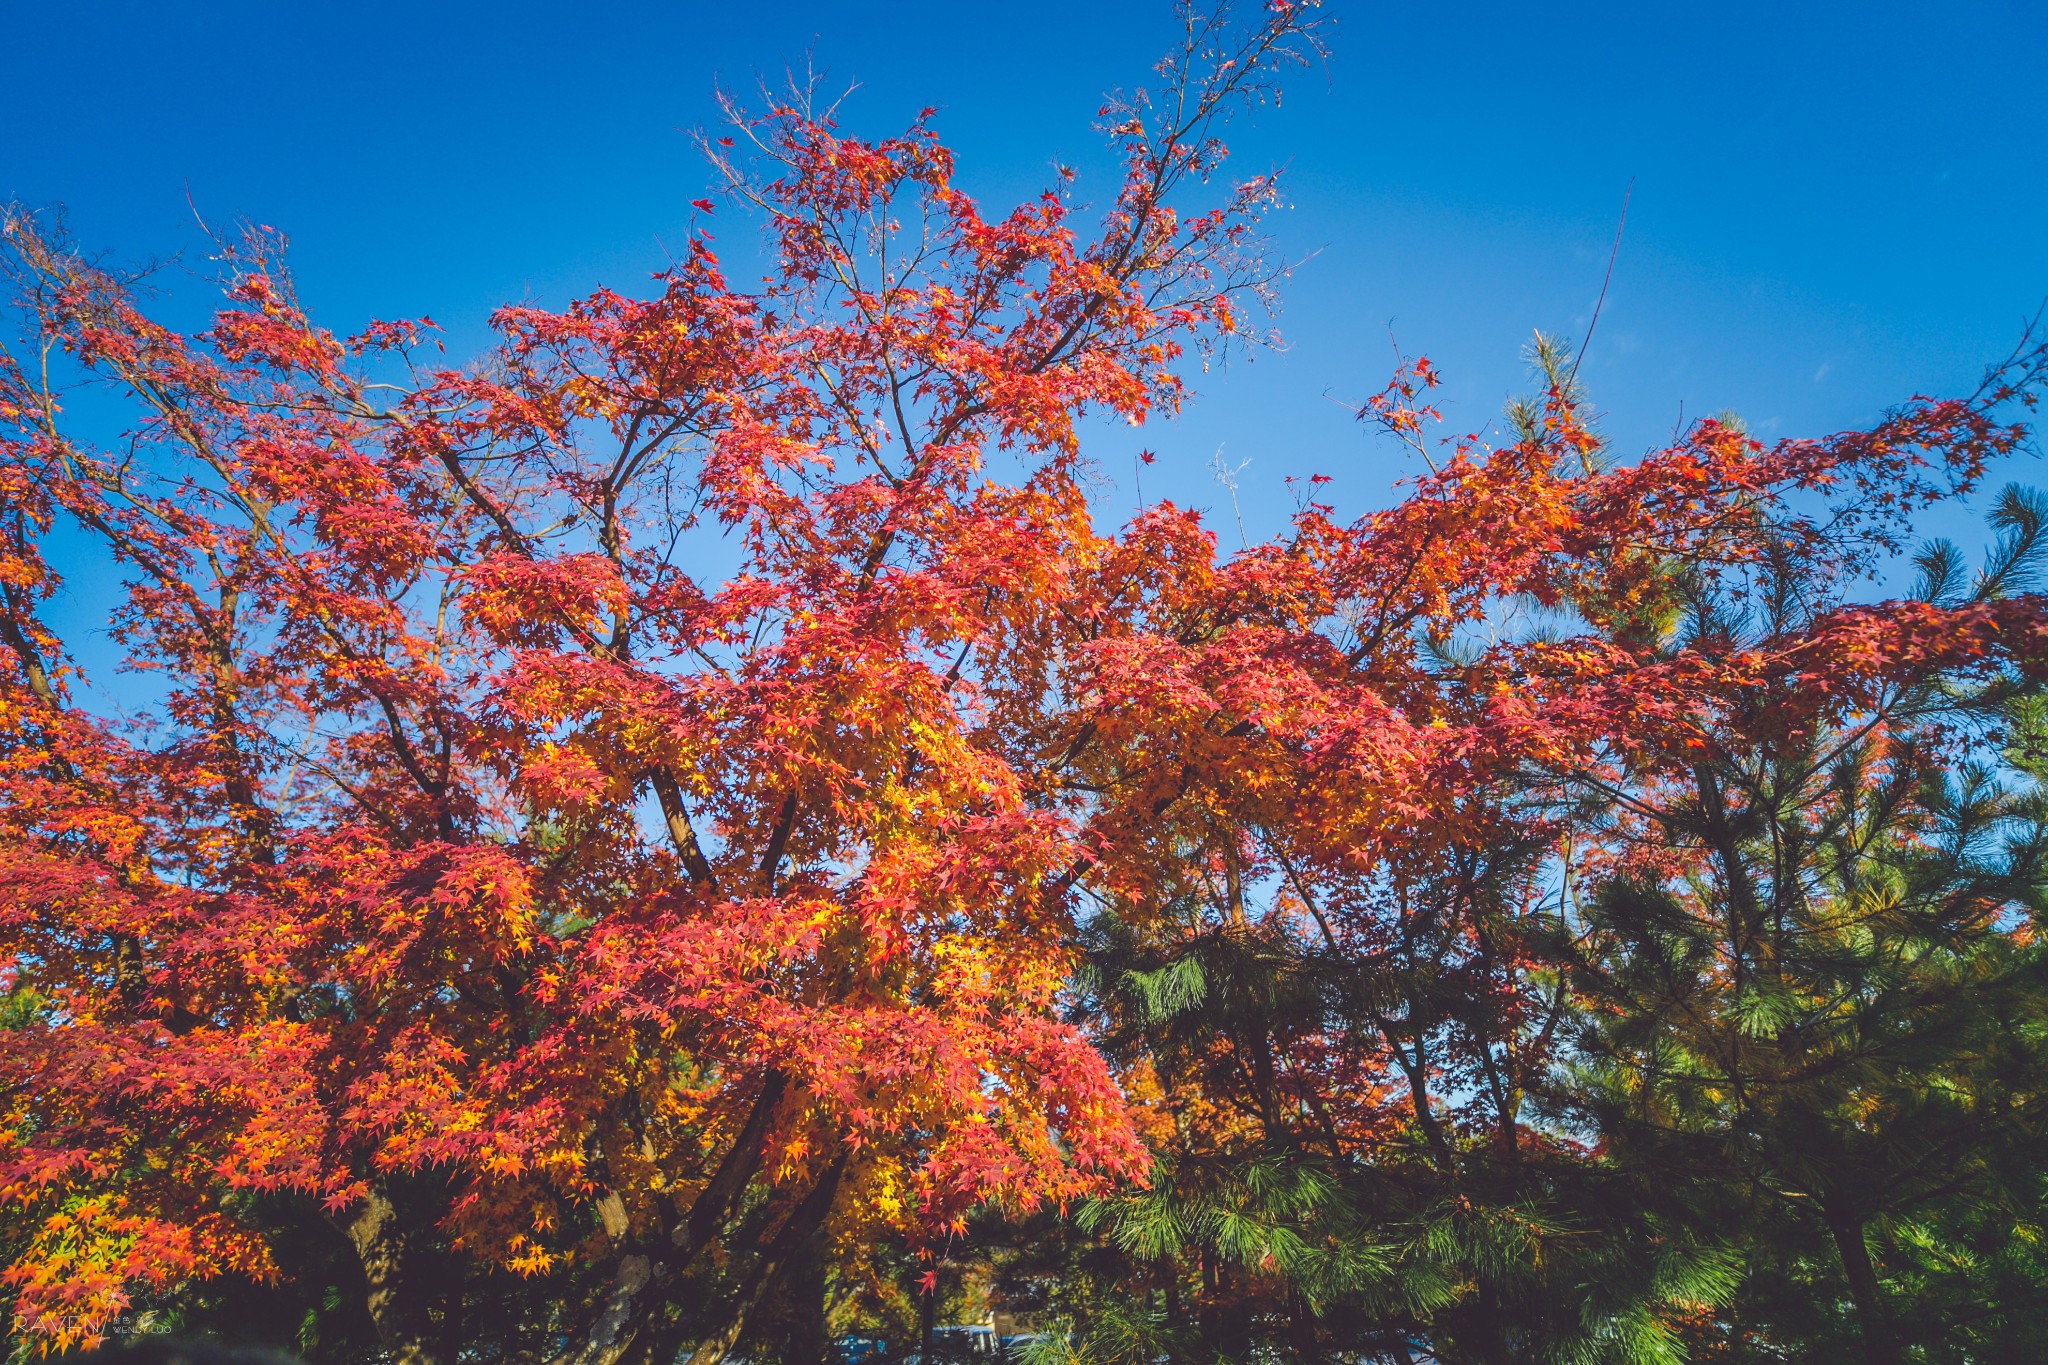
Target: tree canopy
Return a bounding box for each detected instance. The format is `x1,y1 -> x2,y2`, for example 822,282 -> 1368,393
4,4 -> 2045,1362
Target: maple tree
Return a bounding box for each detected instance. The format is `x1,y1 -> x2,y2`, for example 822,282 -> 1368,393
6,2 -> 2048,1363
0,4 -> 1326,1360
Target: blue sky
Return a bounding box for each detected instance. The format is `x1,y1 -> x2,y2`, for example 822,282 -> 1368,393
5,0 -> 2046,555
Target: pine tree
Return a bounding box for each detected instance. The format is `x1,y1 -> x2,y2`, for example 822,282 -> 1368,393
1565,491 -> 2048,1363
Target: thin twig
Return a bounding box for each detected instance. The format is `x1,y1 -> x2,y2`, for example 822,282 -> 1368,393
1566,177 -> 1634,391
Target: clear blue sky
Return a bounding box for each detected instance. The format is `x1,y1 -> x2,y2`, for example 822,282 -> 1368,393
6,0 -> 2046,550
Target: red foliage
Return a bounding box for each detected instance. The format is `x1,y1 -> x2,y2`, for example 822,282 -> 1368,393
1,1 -> 2043,1351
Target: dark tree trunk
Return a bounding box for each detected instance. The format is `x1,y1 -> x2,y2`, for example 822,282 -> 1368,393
1287,1284 -> 1324,1363
1161,1258 -> 1184,1363
682,1153 -> 848,1365
333,1184 -> 440,1365
784,1223 -> 833,1365
550,1253 -> 657,1365
674,1071 -> 789,1262
1825,1206 -> 1903,1365
542,1071 -> 794,1365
